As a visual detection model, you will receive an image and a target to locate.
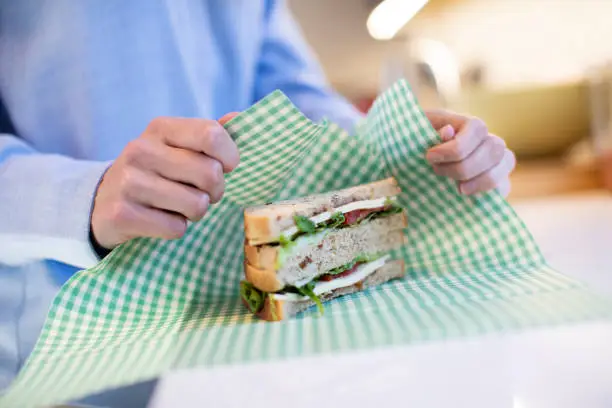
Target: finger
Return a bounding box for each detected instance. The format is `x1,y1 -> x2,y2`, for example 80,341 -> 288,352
160,152 -> 225,203
458,148 -> 516,195
147,117 -> 240,173
432,136 -> 506,181
496,178 -> 512,198
133,142 -> 226,202
115,201 -> 188,241
218,112 -> 240,125
425,109 -> 468,131
121,167 -> 210,222
427,117 -> 488,164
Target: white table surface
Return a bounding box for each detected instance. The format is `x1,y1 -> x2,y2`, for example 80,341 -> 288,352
150,192 -> 612,408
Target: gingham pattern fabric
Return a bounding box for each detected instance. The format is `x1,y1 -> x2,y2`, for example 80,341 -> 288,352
2,80 -> 611,407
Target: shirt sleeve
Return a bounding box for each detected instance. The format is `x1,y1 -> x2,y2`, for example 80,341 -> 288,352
254,0 -> 365,133
0,134 -> 111,269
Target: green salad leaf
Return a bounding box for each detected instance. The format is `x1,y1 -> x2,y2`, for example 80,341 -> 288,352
294,215 -> 317,234
325,253 -> 381,276
326,261 -> 356,276
326,211 -> 346,229
284,203 -> 403,246
276,254 -> 385,317
295,282 -> 324,316
240,281 -> 265,313
361,203 -> 403,223
278,234 -> 294,248
384,197 -> 397,206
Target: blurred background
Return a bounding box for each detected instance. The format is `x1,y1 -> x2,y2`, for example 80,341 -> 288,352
289,0 -> 612,201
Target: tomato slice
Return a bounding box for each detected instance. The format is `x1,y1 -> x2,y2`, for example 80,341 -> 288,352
319,263 -> 362,281
342,205 -> 386,226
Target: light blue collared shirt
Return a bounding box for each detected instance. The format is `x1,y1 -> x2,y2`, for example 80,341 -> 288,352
0,0 -> 361,400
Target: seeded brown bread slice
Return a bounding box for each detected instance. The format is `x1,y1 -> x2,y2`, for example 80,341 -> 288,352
249,260 -> 405,321
244,212 -> 407,292
244,177 -> 400,245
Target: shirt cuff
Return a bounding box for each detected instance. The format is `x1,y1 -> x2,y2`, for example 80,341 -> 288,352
79,162 -> 113,267
88,227 -> 112,260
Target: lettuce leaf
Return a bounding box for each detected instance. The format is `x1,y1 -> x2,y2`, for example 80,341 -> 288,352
325,253 -> 381,276
246,253 -> 384,318
326,211 -> 346,229
294,215 -> 316,234
288,204 -> 402,244
295,282 -> 324,316
279,234 -> 294,248
360,203 -> 403,223
240,281 -> 265,313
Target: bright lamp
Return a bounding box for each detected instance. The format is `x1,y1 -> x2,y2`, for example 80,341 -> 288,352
366,0 -> 430,40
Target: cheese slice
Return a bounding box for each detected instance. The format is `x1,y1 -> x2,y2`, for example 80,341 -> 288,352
280,196 -> 397,239
271,255 -> 390,302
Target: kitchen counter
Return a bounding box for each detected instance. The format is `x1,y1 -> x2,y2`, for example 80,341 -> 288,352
508,157 -> 605,201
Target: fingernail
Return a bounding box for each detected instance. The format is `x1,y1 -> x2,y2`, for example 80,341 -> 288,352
201,193 -> 210,209
459,184 -> 471,195
440,125 -> 455,141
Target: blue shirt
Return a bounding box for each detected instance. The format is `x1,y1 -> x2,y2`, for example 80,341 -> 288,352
0,0 -> 361,398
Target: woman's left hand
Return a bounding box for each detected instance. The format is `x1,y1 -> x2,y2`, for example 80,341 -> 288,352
425,109 -> 516,198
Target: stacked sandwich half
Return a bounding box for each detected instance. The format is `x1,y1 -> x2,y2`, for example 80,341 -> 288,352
240,178 -> 407,321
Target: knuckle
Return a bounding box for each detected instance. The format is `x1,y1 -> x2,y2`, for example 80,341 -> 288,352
191,176 -> 208,193
452,143 -> 469,161
450,136 -> 470,159
481,170 -> 502,192
454,162 -> 471,181
119,167 -> 139,195
484,171 -> 497,186
490,134 -> 507,147
123,140 -> 145,164
491,138 -> 507,161
211,181 -> 225,203
108,201 -> 131,224
190,194 -> 210,220
165,219 -> 187,240
147,116 -> 172,135
204,121 -> 225,147
208,159 -> 224,185
470,117 -> 488,136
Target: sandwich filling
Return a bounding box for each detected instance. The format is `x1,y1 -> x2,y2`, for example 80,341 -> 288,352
241,255 -> 391,316
278,197 -> 402,247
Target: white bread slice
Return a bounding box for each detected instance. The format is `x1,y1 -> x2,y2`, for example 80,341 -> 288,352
244,212 -> 408,292
250,260 -> 405,321
244,178 -> 400,245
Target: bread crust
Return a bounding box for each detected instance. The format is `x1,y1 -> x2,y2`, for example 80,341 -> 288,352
244,177 -> 400,244
252,260 -> 405,321
245,262 -> 284,293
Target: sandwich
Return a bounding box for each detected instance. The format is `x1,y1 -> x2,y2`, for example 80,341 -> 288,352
240,177 -> 407,321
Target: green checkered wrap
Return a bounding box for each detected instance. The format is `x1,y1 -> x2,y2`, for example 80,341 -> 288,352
2,80 -> 611,408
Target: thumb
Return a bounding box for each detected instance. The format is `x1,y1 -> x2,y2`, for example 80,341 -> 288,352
218,112 -> 240,126
439,124 -> 456,142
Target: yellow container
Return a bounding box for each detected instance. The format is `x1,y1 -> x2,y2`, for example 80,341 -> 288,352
447,81 -> 591,158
